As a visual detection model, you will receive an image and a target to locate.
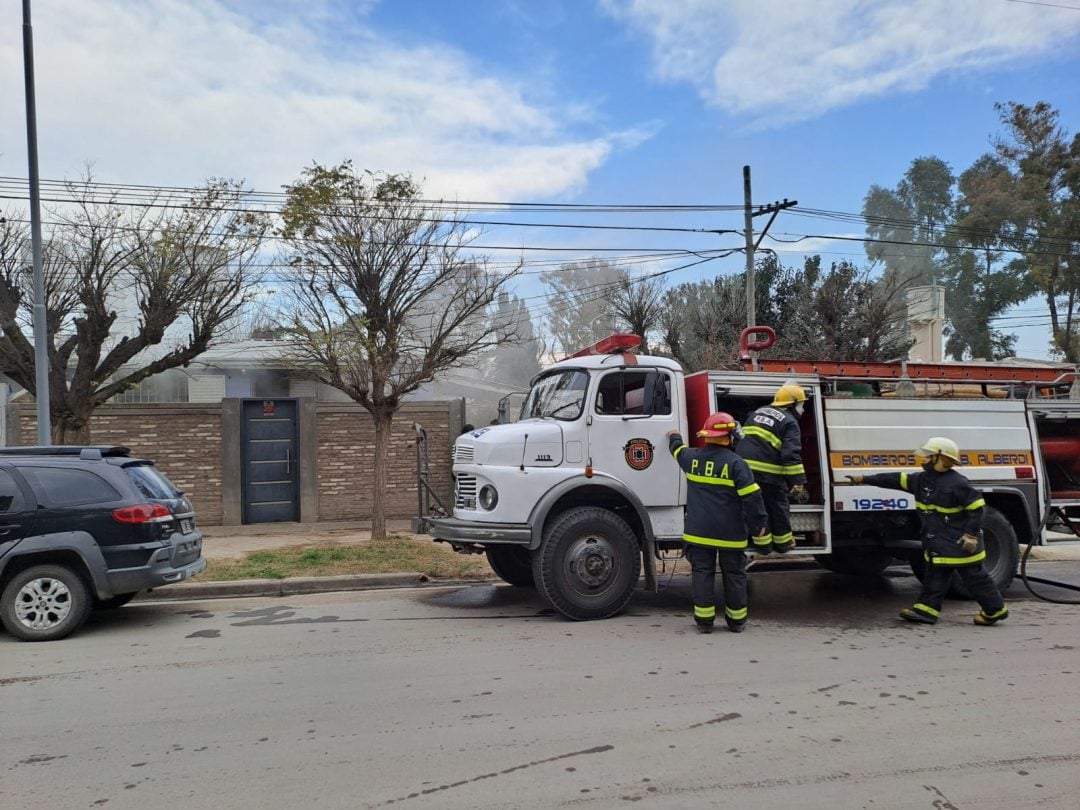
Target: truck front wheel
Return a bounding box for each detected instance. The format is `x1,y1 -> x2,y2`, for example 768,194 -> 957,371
533,507 -> 641,621
485,545 -> 535,587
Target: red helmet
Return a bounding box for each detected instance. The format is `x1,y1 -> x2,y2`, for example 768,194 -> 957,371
697,411 -> 738,439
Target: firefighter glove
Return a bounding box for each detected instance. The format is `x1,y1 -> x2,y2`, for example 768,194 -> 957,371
789,484 -> 809,504
958,534 -> 979,554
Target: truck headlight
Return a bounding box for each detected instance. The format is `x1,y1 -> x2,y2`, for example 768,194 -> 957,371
479,485 -> 499,511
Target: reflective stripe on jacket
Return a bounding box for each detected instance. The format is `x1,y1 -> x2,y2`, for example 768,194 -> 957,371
736,405 -> 806,485
864,468 -> 986,565
669,434 -> 768,548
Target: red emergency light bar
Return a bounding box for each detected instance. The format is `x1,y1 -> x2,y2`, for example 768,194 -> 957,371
566,333 -> 642,359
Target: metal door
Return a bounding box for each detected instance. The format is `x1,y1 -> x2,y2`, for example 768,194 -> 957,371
241,399 -> 299,523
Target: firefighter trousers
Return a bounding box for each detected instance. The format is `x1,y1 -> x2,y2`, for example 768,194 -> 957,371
917,562 -> 1005,616
751,479 -> 795,552
684,543 -> 748,627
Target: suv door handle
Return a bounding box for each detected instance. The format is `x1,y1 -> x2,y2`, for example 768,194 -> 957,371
0,525 -> 20,536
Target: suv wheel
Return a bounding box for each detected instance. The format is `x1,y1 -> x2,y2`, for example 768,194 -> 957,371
1,564 -> 92,642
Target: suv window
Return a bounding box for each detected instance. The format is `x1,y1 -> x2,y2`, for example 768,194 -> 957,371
125,464 -> 181,500
0,469 -> 25,512
595,371 -> 671,416
20,466 -> 122,507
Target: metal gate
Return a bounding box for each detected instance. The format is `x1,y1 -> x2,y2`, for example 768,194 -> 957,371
241,399 -> 299,523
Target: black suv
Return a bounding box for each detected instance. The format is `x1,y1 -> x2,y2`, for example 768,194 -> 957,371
0,446 -> 205,641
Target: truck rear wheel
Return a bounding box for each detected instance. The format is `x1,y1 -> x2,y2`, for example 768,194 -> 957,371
533,507 -> 641,621
907,507 -> 1019,597
485,545 -> 535,587
952,506 -> 1018,597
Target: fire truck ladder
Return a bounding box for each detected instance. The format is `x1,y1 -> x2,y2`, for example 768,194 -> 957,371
746,357 -> 1079,390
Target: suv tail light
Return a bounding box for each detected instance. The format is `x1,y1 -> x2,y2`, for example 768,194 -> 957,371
113,503 -> 173,524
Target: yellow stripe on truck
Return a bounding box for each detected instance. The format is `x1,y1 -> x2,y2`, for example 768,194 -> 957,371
830,451 -> 1032,468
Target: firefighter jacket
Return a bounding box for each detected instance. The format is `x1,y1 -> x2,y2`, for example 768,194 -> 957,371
863,468 -> 987,566
737,405 -> 807,485
669,434 -> 768,549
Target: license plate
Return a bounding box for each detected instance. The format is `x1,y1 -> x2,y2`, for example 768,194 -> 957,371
181,518 -> 194,534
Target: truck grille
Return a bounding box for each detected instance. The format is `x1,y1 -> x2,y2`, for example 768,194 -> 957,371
455,474 -> 478,510
455,444 -> 475,462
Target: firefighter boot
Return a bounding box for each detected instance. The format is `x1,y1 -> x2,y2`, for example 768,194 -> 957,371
695,621 -> 714,635
726,619 -> 746,633
899,605 -> 938,624
974,606 -> 1009,626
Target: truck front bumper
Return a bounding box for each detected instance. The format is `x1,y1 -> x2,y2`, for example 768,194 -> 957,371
412,516 -> 532,546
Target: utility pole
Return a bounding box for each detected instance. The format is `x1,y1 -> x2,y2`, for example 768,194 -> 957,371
743,166 -> 755,328
741,164 -> 797,331
23,0 -> 51,445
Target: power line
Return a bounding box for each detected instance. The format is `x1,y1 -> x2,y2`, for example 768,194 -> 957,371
1004,0 -> 1080,11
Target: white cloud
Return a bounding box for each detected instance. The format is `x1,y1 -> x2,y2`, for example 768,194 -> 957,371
0,0 -> 638,199
602,0 -> 1080,126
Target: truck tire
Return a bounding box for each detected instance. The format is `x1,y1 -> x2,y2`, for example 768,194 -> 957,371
485,545 -> 535,587
815,549 -> 894,576
532,507 -> 641,621
1,564 -> 93,642
952,506 -> 1018,597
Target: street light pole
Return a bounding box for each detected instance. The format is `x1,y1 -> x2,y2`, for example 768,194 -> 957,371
22,0 -> 52,445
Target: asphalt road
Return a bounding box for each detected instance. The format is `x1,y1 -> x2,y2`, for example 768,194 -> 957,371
3,563 -> 1080,810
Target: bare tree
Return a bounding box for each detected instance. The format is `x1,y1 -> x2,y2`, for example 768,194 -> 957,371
611,269 -> 665,354
0,178 -> 268,443
276,162 -> 522,539
540,258 -> 621,356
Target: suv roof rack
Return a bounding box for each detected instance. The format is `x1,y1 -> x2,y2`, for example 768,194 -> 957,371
0,445 -> 132,458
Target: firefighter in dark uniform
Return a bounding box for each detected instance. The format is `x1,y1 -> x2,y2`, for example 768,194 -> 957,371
668,413 -> 768,633
848,436 -> 1009,626
737,383 -> 808,555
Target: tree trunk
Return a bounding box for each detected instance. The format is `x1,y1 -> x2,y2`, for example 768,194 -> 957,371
370,408 -> 393,540
52,414 -> 92,445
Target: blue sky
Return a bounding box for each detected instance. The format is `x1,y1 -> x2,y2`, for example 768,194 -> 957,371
2,0 -> 1079,357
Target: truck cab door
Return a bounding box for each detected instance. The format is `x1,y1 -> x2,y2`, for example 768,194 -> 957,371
588,367 -> 682,508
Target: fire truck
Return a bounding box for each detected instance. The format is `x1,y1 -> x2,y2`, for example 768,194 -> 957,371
415,329 -> 1080,621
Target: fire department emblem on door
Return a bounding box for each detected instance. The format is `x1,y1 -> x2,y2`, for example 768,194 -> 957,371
623,438 -> 654,471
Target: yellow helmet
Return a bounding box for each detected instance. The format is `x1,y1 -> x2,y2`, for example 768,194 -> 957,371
771,383 -> 807,407
917,437 -> 961,464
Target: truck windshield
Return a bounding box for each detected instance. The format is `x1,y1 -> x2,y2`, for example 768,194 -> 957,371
522,370 -> 590,421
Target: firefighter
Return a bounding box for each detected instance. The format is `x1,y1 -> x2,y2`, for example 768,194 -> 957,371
737,382 -> 808,555
668,413 -> 768,633
847,436 -> 1008,627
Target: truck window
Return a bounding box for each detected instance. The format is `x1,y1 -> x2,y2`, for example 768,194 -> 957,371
522,370 -> 590,421
596,371 -> 671,416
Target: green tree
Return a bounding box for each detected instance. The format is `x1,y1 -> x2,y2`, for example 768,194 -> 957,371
990,101 -> 1080,361
276,162 -> 521,539
0,178 -> 267,443
863,156 -> 954,289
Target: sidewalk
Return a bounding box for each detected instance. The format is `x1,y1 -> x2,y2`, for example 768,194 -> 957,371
140,520 -> 1080,602
198,519 -> 419,560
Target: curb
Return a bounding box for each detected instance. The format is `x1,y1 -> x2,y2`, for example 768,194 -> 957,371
136,572 -> 439,602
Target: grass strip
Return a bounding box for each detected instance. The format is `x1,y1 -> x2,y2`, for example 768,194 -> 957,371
198,534 -> 493,581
